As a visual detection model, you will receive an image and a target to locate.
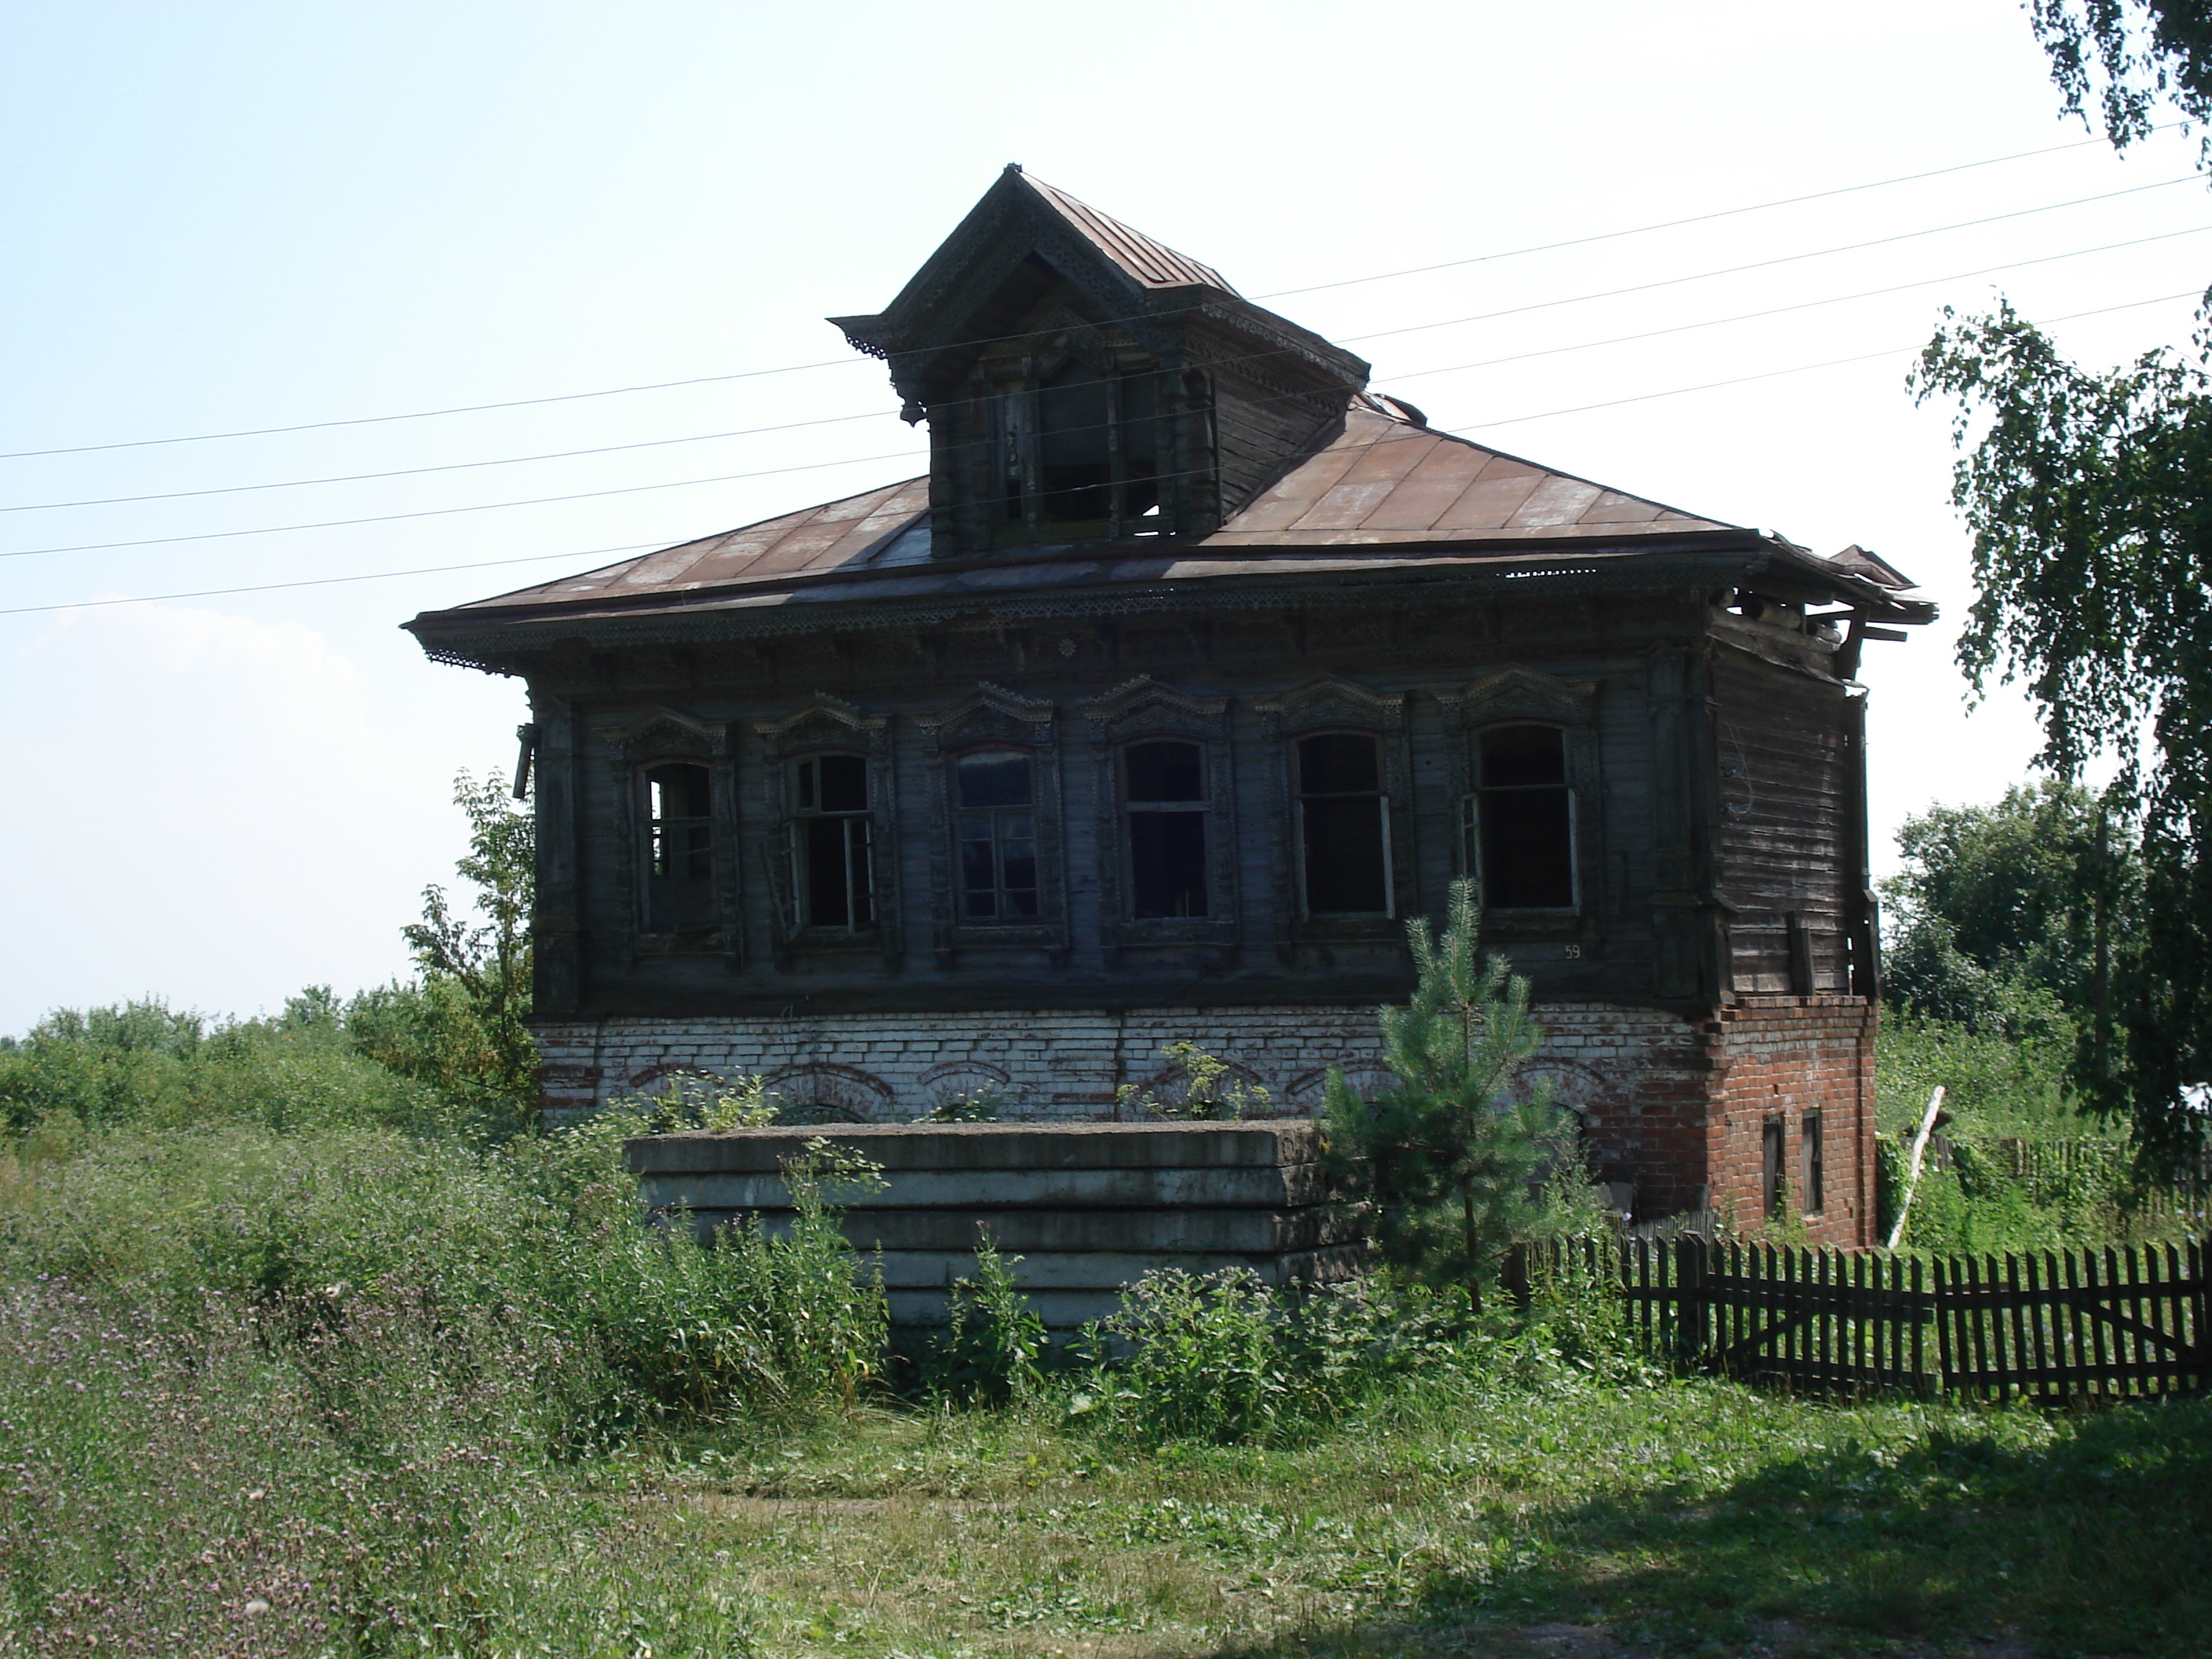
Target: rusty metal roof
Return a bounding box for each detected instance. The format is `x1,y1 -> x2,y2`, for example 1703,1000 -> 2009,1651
1209,400 -> 1728,544
430,397 -> 1926,633
1016,171 -> 1235,294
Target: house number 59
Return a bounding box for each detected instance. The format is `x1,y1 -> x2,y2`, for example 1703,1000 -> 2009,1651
1562,943 -> 1582,958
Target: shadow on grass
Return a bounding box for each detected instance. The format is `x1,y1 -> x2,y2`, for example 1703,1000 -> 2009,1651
1218,1393 -> 2212,1658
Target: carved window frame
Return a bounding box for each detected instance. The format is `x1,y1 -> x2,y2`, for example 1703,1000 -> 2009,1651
1257,675 -> 1411,953
1438,667 -> 1602,941
608,709 -> 740,963
917,683 -> 1067,965
753,695 -> 901,970
1077,676 -> 1239,963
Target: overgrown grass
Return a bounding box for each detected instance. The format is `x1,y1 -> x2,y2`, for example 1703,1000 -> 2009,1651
1876,1008 -> 2205,1251
661,1365 -> 2212,1657
3,996 -> 2207,1654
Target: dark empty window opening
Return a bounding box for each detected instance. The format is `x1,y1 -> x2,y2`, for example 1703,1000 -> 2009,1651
1802,1113 -> 1826,1214
1473,724 -> 1575,910
642,762 -> 714,933
1123,738 -> 1207,919
1297,732 -> 1390,916
1006,365 -> 1166,537
1038,361 -> 1110,524
1762,1116 -> 1787,1218
793,754 -> 873,931
955,749 -> 1039,922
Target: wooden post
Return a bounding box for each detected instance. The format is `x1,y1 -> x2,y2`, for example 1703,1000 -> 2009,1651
1885,1085 -> 1947,1250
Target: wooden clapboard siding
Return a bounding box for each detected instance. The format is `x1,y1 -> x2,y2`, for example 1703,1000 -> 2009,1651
1709,650 -> 1852,993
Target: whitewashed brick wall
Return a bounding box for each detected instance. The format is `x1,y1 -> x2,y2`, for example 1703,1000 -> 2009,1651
533,1002 -> 1705,1128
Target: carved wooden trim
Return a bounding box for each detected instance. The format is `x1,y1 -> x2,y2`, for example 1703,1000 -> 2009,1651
1438,668 -> 1604,936
606,708 -> 741,965
751,694 -> 903,970
1075,676 -> 1240,964
1255,675 -> 1411,961
916,683 -> 1065,966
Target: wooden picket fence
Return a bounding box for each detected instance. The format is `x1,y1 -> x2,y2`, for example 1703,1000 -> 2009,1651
1509,1236 -> 2209,1400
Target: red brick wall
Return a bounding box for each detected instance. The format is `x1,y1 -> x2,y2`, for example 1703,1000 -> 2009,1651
1699,995 -> 1877,1247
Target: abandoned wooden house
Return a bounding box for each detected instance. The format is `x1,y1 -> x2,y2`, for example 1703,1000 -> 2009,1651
407,167 -> 1935,1248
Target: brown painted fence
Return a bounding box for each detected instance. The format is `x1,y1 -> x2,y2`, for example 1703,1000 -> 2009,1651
1511,1237 -> 2209,1400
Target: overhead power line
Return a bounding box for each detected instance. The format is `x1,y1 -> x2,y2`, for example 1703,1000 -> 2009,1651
9,205 -> 2204,527
4,287 -> 2197,621
1252,126 -> 2188,298
0,129 -> 2188,464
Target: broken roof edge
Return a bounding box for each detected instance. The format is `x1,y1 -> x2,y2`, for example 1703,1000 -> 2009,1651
404,525 -> 1932,647
405,545 -> 1919,676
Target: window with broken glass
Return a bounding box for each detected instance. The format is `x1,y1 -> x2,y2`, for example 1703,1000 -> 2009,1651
955,749 -> 1040,921
1121,738 -> 1208,919
640,762 -> 715,934
792,753 -> 873,931
1467,723 -> 1577,911
1295,732 -> 1392,917
997,364 -> 1164,540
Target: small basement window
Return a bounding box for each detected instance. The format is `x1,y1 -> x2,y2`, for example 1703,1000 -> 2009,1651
793,754 -> 873,931
1802,1112 -> 1826,1214
1296,733 -> 1390,916
955,749 -> 1039,922
1762,1116 -> 1787,1219
1471,724 -> 1576,910
642,762 -> 715,933
1123,738 -> 1207,919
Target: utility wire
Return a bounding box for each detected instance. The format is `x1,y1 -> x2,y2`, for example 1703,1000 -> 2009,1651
1252,127 -> 2188,298
0,130 -> 2185,464
5,287 -> 2197,620
10,203 -> 2205,522
1384,224 -> 2212,386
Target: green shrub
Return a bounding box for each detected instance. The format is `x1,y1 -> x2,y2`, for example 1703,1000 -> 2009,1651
1070,1268 -> 1485,1446
569,1138 -> 891,1423
0,994 -> 449,1138
930,1229 -> 1048,1406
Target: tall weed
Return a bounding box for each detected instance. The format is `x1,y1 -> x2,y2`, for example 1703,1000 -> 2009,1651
0,1280 -> 753,1656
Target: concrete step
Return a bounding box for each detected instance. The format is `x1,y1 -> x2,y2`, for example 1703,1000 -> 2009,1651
628,1119 -> 1322,1175
855,1242 -> 1371,1291
688,1203 -> 1367,1254
639,1162 -> 1330,1213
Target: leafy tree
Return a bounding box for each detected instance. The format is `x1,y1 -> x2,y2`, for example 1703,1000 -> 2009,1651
1882,782 -> 2141,1059
350,771 -> 537,1137
2030,2 -> 2212,156
1322,879 -> 1572,1310
1911,1 -> 2212,1160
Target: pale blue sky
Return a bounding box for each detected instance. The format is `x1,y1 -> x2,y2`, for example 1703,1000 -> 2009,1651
4,1 -> 2204,1031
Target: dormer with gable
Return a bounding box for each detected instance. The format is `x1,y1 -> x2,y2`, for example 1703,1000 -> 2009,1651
408,170 -> 1940,1247
830,166 -> 1369,556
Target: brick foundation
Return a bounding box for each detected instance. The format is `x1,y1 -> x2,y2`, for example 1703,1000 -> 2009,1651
537,994 -> 1875,1243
